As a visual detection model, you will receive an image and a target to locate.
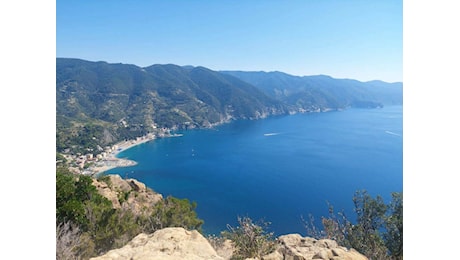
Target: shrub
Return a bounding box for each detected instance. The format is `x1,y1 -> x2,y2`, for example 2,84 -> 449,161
222,216 -> 276,260
146,196 -> 204,232
304,190 -> 403,260
56,221 -> 82,260
56,168 -> 205,259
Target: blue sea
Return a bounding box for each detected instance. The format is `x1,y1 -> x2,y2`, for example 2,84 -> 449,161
105,106 -> 403,236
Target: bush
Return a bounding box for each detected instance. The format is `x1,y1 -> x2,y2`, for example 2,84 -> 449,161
56,221 -> 83,260
303,190 -> 403,260
222,216 -> 276,260
146,196 -> 204,232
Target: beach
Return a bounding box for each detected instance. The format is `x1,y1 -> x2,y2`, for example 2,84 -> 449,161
84,135 -> 155,176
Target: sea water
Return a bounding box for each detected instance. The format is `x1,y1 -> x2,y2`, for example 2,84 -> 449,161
106,105 -> 403,236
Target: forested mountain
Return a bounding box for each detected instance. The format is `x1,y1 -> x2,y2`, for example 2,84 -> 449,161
221,71 -> 403,111
56,58 -> 287,154
57,58 -> 402,155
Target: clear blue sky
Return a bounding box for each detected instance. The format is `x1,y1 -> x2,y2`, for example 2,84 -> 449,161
57,0 -> 402,82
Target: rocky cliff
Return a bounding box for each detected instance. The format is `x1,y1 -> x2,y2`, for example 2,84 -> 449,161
92,174 -> 163,216
90,175 -> 368,260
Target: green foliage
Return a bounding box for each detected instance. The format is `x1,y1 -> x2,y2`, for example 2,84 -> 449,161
56,58 -> 288,154
56,169 -> 205,258
304,190 -> 403,260
56,121 -> 113,155
84,200 -> 141,254
147,196 -> 204,232
116,190 -> 129,204
56,168 -> 91,228
56,152 -> 67,164
57,58 -> 402,154
222,71 -> 403,110
222,216 -> 276,260
384,192 -> 403,259
96,174 -> 112,188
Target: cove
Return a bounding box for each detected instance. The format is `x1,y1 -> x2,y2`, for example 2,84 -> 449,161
105,106 -> 403,236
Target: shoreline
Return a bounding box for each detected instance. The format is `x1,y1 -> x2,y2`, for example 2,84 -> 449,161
81,107 -> 354,177
85,135 -> 156,176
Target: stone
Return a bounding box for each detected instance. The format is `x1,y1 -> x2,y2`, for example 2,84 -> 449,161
90,227 -> 224,260
265,234 -> 368,260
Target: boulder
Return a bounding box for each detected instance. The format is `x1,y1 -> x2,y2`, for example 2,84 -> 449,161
262,234 -> 368,260
90,227 -> 224,260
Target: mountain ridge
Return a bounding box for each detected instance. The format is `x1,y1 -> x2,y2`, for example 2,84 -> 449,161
221,70 -> 402,111
56,58 -> 402,155
56,58 -> 288,155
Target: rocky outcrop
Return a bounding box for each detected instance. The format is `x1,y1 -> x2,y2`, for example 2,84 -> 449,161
263,233 -> 368,260
90,227 -> 224,260
90,228 -> 367,260
92,174 -> 163,215
89,176 -> 368,260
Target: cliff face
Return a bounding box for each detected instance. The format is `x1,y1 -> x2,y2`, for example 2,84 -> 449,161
92,174 -> 163,215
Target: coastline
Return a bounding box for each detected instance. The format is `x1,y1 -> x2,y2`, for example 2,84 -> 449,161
85,136 -> 155,176
80,107 -> 347,177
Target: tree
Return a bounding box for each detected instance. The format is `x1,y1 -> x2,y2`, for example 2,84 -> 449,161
347,190 -> 388,259
304,190 -> 403,260
56,168 -> 88,227
384,192 -> 403,259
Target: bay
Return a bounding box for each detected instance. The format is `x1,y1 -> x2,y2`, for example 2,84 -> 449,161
105,105 -> 403,236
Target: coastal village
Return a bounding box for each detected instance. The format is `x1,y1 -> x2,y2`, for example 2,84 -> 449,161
60,133 -> 156,176
59,126 -> 187,177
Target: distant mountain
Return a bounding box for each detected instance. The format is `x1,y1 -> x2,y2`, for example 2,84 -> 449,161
221,71 -> 402,111
56,58 -> 287,154
56,58 -> 402,154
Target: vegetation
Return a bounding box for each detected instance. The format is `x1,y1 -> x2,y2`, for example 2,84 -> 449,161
147,196 -> 204,232
222,71 -> 403,111
56,167 -> 402,259
56,58 -> 287,155
56,58 -> 401,155
222,216 -> 276,260
56,167 -> 204,259
303,190 -> 403,260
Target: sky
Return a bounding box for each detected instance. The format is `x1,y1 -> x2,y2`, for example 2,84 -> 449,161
56,0 -> 402,83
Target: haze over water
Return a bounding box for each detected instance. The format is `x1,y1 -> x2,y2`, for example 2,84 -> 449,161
106,106 -> 403,236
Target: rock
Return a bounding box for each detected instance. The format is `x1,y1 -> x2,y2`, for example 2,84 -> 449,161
88,175 -> 367,260
91,176 -> 121,208
262,250 -> 284,260
214,239 -> 234,260
129,179 -> 145,191
109,174 -> 133,192
90,227 -> 224,260
92,174 -> 163,215
266,234 -> 368,260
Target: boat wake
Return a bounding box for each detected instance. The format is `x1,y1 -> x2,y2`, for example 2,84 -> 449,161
385,131 -> 401,136
264,132 -> 280,136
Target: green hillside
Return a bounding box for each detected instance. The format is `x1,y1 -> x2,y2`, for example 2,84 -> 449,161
56,58 -> 287,154
57,58 -> 402,155
221,71 -> 403,111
